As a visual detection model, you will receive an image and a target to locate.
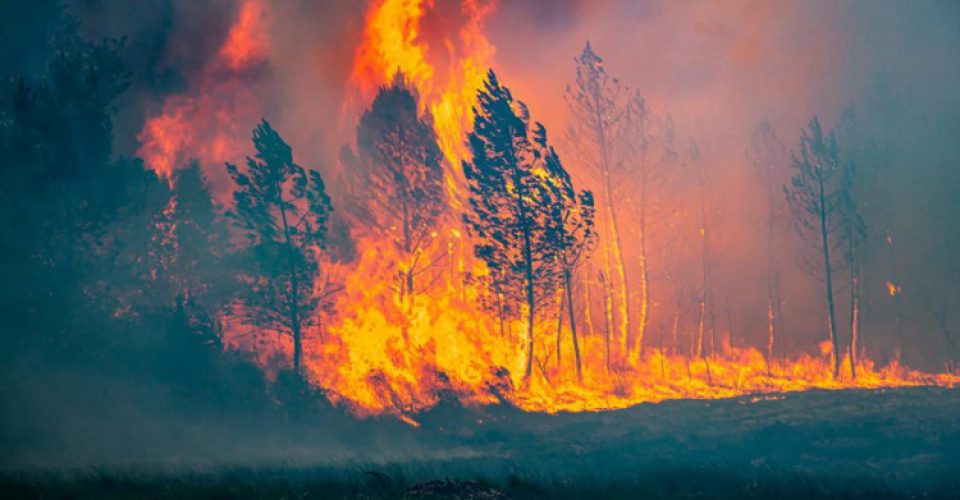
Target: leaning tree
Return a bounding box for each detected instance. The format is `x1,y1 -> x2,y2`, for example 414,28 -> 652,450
463,70 -> 566,383
226,119 -> 334,376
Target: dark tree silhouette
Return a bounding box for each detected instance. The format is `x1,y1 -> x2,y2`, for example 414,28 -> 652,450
149,163 -> 235,321
544,147 -> 597,380
226,119 -> 334,376
463,70 -> 562,383
354,73 -> 448,305
0,25 -> 130,356
784,117 -> 845,378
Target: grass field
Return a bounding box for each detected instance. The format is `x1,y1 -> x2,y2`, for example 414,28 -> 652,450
3,387 -> 959,498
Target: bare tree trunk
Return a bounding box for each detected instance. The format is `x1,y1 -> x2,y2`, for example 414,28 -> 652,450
817,172 -> 841,378
848,232 -> 860,380
764,157 -> 778,374
600,255 -> 613,372
774,276 -> 787,365
276,179 -> 303,376
696,166 -> 712,361
565,268 -> 583,381
635,160 -> 650,361
592,91 -> 631,365
556,286 -> 565,370
605,194 -> 630,363
725,298 -> 735,354
583,265 -> 596,337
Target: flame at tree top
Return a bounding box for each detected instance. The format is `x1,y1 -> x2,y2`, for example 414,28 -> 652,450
347,0 -> 497,203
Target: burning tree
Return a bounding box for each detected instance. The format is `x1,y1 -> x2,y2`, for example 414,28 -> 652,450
462,70 -> 564,383
544,151 -> 597,381
226,119 -> 333,376
749,122 -> 788,370
623,93 -> 677,361
565,42 -> 634,364
353,73 -> 448,306
784,116 -> 846,378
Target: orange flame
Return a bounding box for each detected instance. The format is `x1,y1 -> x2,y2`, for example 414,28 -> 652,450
137,0 -> 268,190
162,0 -> 957,420
347,0 -> 497,202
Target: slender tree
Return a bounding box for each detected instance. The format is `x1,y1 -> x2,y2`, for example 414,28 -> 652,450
544,146 -> 597,380
354,73 -> 448,307
749,121 -> 788,372
566,42 -> 633,363
462,70 -> 563,383
226,119 -> 333,376
784,116 -> 844,378
832,110 -> 867,379
624,94 -> 676,360
688,141 -> 715,383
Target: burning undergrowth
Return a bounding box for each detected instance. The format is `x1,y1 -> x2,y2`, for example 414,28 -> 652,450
126,0 -> 960,421
15,0 -> 951,424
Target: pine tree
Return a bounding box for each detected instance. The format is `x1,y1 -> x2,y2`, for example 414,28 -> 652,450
544,145 -> 597,380
226,119 -> 333,376
463,70 -> 561,383
354,73 -> 448,305
784,116 -> 844,378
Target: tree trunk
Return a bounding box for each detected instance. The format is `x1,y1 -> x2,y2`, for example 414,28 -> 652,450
635,157 -> 650,362
671,294 -> 680,357
600,263 -> 613,373
764,159 -> 778,374
817,171 -> 841,378
583,266 -> 596,337
591,85 -> 631,365
556,286 -> 565,370
565,268 -> 583,381
846,227 -> 859,380
519,198 -> 536,383
275,178 -> 303,376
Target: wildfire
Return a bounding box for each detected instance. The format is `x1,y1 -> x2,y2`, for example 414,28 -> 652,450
142,0 -> 958,421
137,0 -> 268,190
346,0 -> 497,203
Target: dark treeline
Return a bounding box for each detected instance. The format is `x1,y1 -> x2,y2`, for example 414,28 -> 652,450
0,13 -> 344,467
